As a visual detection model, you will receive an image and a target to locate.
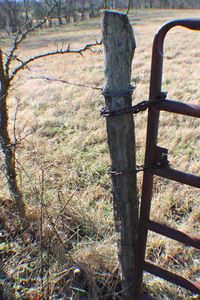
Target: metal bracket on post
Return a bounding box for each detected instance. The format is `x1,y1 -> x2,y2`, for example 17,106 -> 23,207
155,146 -> 168,166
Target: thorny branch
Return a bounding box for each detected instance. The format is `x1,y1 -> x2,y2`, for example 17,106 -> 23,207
10,40 -> 102,81
0,4 -> 101,225
13,56 -> 31,71
5,3 -> 57,77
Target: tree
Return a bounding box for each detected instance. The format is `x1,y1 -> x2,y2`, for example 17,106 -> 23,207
71,0 -> 77,22
103,0 -> 110,8
158,0 -> 170,8
145,0 -> 153,8
0,9 -> 7,30
0,0 -> 22,33
0,8 -> 101,226
44,0 -> 55,27
23,0 -> 32,29
63,0 -> 70,23
56,0 -> 63,25
62,0 -> 77,23
89,0 -> 94,18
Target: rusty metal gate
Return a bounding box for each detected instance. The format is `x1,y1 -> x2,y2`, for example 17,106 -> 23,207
134,19 -> 200,299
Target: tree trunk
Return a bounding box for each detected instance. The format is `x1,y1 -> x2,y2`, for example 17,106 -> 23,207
69,0 -> 77,22
8,11 -> 18,33
102,11 -> 138,300
89,0 -> 95,18
23,0 -> 31,30
129,0 -> 134,9
81,6 -> 85,21
104,0 -> 110,9
64,14 -> 70,23
57,0 -> 63,25
0,50 -> 26,225
48,18 -> 53,28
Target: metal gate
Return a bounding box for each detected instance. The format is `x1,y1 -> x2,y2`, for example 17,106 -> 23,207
134,19 -> 200,299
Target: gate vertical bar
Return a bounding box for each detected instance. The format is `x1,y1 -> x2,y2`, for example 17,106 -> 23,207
134,28 -> 165,299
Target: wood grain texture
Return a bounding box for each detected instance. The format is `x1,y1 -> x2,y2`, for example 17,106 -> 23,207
102,10 -> 138,300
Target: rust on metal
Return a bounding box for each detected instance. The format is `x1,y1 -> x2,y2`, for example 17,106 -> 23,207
134,18 -> 200,299
157,99 -> 200,118
148,220 -> 200,249
144,261 -> 200,294
152,167 -> 200,188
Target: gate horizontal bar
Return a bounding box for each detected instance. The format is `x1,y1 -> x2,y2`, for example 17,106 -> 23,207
144,261 -> 200,294
151,167 -> 200,188
156,99 -> 200,118
148,220 -> 200,249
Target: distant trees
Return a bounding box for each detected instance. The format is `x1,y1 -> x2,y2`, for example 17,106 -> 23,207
0,0 -> 22,33
0,0 -> 200,33
89,0 -> 98,18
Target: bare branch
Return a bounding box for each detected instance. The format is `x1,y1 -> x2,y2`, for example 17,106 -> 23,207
46,210 -> 75,261
14,156 -> 34,185
29,75 -> 102,91
12,130 -> 37,148
5,3 -> 57,77
10,40 -> 102,81
13,98 -> 21,148
54,190 -> 77,225
14,56 -> 31,71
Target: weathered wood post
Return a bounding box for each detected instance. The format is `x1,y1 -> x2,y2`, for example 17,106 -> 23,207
102,11 -> 138,299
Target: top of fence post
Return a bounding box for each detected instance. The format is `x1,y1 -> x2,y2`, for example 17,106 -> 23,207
102,10 -> 136,93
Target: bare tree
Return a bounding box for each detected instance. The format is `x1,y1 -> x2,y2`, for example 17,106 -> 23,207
63,0 -> 70,23
89,0 -> 97,18
44,0 -> 55,27
0,0 -> 199,32
62,0 -> 77,23
0,8 -> 101,225
0,8 -> 7,30
56,0 -> 63,25
23,0 -> 32,29
71,0 -> 77,22
0,0 -> 22,33
103,0 -> 110,9
80,0 -> 87,21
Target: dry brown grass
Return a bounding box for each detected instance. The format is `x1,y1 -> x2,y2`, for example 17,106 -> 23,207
0,8 -> 199,299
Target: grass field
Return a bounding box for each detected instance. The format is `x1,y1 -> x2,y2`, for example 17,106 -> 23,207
0,9 -> 199,300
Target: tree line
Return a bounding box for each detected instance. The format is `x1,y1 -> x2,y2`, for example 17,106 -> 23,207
0,0 -> 199,34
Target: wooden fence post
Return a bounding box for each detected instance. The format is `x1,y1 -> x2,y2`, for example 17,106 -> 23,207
102,11 -> 138,299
